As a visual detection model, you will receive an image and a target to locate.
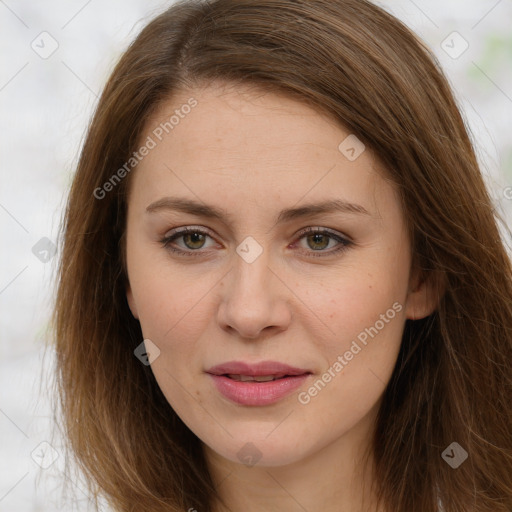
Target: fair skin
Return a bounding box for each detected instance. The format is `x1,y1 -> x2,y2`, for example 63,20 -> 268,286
124,81 -> 438,512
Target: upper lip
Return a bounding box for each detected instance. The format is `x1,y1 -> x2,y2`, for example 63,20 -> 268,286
206,360 -> 312,377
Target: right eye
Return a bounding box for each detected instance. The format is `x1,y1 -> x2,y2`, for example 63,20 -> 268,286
160,227 -> 217,256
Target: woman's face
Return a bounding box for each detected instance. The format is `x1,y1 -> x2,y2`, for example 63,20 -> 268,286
125,81 -> 435,468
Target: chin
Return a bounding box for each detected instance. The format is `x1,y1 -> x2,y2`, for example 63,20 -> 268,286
205,433 -> 309,469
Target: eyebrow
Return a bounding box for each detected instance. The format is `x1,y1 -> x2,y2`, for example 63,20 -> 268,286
145,197 -> 370,225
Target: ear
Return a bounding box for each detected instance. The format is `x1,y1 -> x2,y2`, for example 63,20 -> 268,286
404,266 -> 445,320
126,282 -> 139,320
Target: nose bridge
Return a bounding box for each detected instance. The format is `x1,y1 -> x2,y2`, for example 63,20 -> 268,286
218,237 -> 290,338
230,239 -> 273,302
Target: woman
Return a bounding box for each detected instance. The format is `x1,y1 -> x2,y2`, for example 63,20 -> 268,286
51,0 -> 512,511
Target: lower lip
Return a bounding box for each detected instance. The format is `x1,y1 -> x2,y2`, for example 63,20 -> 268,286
208,374 -> 310,406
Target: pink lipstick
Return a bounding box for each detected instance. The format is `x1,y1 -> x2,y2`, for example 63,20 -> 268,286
206,360 -> 312,406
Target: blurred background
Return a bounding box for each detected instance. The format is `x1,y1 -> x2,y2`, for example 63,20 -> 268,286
1,0 -> 511,510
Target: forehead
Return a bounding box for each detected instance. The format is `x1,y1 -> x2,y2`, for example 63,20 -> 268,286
147,82 -> 345,156
128,82 -> 395,223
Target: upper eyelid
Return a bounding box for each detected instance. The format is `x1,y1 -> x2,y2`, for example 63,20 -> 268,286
163,225 -> 217,242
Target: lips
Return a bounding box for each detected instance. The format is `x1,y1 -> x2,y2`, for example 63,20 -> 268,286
206,360 -> 312,406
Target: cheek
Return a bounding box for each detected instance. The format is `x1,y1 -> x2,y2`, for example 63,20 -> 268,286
302,252 -> 409,355
319,264 -> 408,404
296,275 -> 406,434
132,271 -> 212,406
127,236 -> 212,336
134,272 -> 212,345
129,264 -> 226,412
317,288 -> 406,396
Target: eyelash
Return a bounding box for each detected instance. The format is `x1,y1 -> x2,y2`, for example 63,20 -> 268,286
159,226 -> 352,258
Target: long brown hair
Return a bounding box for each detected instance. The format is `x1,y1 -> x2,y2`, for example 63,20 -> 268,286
50,1 -> 512,510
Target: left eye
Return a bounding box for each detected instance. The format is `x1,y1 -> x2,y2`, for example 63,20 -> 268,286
296,229 -> 343,251
292,227 -> 352,257
160,226 -> 352,257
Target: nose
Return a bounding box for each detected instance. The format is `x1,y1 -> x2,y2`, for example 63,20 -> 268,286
216,249 -> 292,340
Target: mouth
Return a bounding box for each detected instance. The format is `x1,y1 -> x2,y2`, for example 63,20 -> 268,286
224,373 -> 303,382
206,361 -> 312,406
206,360 -> 312,378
